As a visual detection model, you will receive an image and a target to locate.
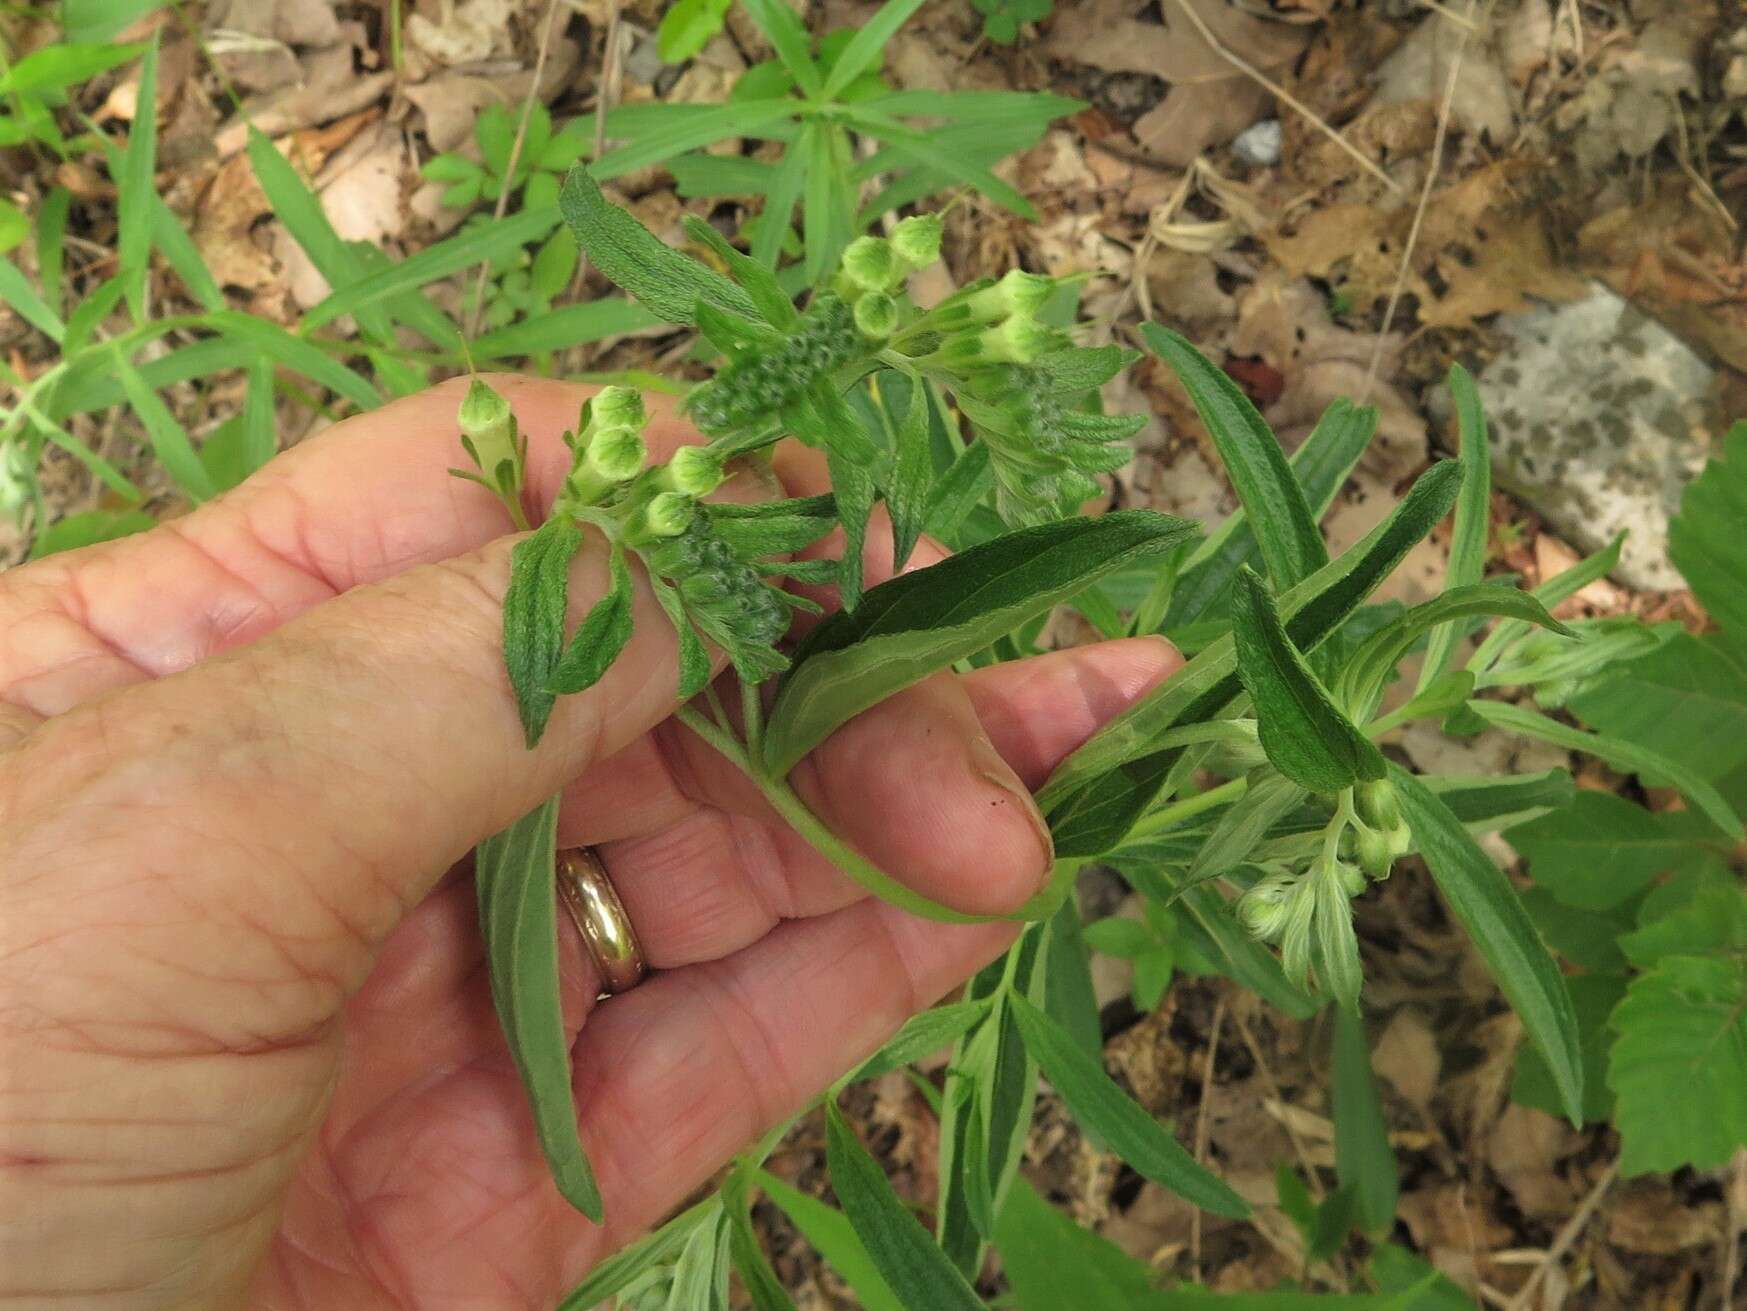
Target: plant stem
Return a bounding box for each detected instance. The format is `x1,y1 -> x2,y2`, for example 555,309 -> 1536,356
1128,776 -> 1248,840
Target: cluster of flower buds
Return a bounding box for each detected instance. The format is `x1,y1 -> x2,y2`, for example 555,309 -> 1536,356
686,293 -> 863,437
642,513 -> 797,681
832,214 -> 943,344
1350,778 -> 1412,880
555,385 -> 650,513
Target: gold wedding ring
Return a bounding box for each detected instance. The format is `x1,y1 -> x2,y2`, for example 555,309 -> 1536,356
556,848 -> 647,997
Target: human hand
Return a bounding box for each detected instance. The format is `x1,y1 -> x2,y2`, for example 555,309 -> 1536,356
0,377 -> 1179,1309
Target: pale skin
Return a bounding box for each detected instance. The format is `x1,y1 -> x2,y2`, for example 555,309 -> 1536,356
0,377 -> 1180,1309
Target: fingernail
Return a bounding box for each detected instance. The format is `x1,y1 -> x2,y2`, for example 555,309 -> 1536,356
969,731 -> 1056,892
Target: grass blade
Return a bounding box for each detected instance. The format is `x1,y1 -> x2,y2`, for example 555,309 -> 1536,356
1419,363 -> 1491,690
114,354 -> 216,501
1332,1007 -> 1399,1236
0,258 -> 64,342
115,37 -> 158,320
739,0 -> 822,96
820,0 -> 926,98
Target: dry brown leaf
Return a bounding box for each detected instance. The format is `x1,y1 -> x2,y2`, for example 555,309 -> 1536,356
1374,10 -> 1518,143
1606,1180 -> 1723,1255
402,37 -> 583,151
1417,212 -> 1590,330
1372,1008 -> 1441,1109
1486,1104 -> 1578,1218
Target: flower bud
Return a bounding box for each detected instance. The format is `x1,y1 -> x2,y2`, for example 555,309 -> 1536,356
891,213 -> 942,269
589,385 -> 646,434
841,235 -> 899,292
1238,873 -> 1299,944
458,379 -> 518,483
643,491 -> 696,538
1355,824 -> 1395,881
587,425 -> 647,482
964,268 -> 1055,323
1337,858 -> 1367,897
853,290 -> 899,340
1354,779 -> 1402,832
664,445 -> 725,497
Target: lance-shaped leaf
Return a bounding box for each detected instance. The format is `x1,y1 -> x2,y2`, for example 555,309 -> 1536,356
1419,364 -> 1491,689
842,998 -> 993,1084
547,543 -> 633,695
1008,993 -> 1251,1218
1231,566 -> 1385,794
1333,1008 -> 1399,1236
1390,764 -> 1585,1126
1143,323 -> 1324,590
475,799 -> 604,1220
756,1172 -> 902,1311
504,517 -> 584,746
1161,394 -> 1377,632
762,510 -> 1198,775
1338,584 -> 1573,722
560,167 -> 758,326
1042,461 -> 1461,856
557,1198 -> 718,1308
825,1101 -> 989,1311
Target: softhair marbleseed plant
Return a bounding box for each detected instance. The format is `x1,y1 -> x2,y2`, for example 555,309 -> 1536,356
452,168 -> 1743,1304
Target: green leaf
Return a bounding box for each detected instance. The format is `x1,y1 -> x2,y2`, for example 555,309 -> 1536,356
800,121 -> 856,283
1340,585 -> 1572,721
994,1178 -> 1161,1309
1007,993 -> 1251,1218
843,999 -> 993,1084
1469,533 -> 1624,676
665,1202 -> 731,1310
1609,953 -> 1747,1175
303,208 -> 558,333
756,1171 -> 903,1311
1142,324 -> 1324,591
1427,768 -> 1575,832
593,100 -> 801,180
763,510 -> 1197,775
1161,396 -> 1376,632
116,37 -> 158,321
241,357 -> 277,479
1044,896 -> 1105,1060
548,544 -> 634,695
473,298 -> 662,360
1231,567 -> 1385,795
1043,461 -> 1462,853
1508,790 -> 1721,911
35,186 -> 68,314
752,137 -> 810,270
885,372 -> 932,571
680,214 -> 795,325
0,257 -> 65,342
1519,888 -> 1631,972
1419,364 -> 1491,690
29,507 -> 155,560
723,1172 -> 798,1311
657,0 -> 733,62
503,518 -> 584,746
115,355 -> 217,502
1390,764 -> 1585,1126
1369,1243 -> 1481,1311
738,0 -> 823,97
203,310 -> 381,411
1668,419 -> 1747,639
62,0 -> 169,42
821,0 -> 927,98
560,167 -> 758,326
1332,1008 -> 1398,1236
1511,971 -> 1624,1123
1620,880 -> 1747,968
0,41 -> 142,94
824,1101 -> 989,1311
649,574 -> 712,701
475,798 -> 603,1220
1466,699 -> 1744,840
557,1197 -> 716,1308
851,115 -> 1037,219
1084,916 -> 1155,959
1186,770 -> 1306,885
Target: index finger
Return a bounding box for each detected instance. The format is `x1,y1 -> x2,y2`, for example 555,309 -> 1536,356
0,377 -> 693,723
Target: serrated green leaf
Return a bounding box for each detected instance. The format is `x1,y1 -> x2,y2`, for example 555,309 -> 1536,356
1609,953 -> 1747,1175
560,167 -> 762,327
1332,1008 -> 1398,1236
1391,764 -> 1585,1126
763,510 -> 1198,775
825,1101 -> 988,1311
1620,881 -> 1747,968
1419,364 -> 1491,689
549,543 -> 634,695
1569,630 -> 1747,788
1466,698 -> 1744,840
475,798 -> 603,1220
1008,993 -> 1250,1217
503,518 -> 583,746
1232,567 -> 1385,795
1668,420 -> 1747,639
1143,324 -> 1325,591
1509,790 -> 1721,911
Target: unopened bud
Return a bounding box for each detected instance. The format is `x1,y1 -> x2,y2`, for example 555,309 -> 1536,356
1354,779 -> 1402,832
965,268 -> 1054,323
589,385 -> 646,434
458,379 -> 518,484
854,290 -> 899,340
587,426 -> 647,482
643,491 -> 696,538
841,236 -> 899,292
665,446 -> 724,497
891,213 -> 942,269
1355,825 -> 1395,881
1238,873 -> 1299,944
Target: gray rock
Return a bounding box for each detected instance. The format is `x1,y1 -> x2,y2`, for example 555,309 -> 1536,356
1474,285 -> 1715,591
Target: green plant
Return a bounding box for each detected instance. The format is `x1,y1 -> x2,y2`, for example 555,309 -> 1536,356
459,164 -> 1744,1304
972,0 -> 1054,45
1502,421 -> 1747,1176
422,102 -> 592,212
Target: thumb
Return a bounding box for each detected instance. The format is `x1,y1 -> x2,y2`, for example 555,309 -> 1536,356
4,512 -> 734,1024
